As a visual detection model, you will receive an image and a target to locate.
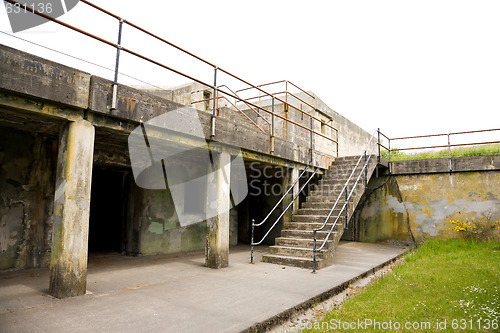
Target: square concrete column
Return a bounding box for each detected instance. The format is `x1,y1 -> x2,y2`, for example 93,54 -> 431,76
205,152 -> 231,269
291,167 -> 300,214
49,119 -> 95,298
281,167 -> 299,228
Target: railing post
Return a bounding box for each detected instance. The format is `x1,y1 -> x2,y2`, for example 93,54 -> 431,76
388,138 -> 392,174
111,18 -> 125,111
344,186 -> 348,230
251,219 -> 255,264
448,133 -> 452,173
312,230 -> 317,273
310,117 -> 313,163
377,128 -> 381,163
211,67 -> 218,138
270,97 -> 275,152
364,151 -> 367,187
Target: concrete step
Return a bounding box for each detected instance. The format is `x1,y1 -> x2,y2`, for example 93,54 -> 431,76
301,198 -> 344,209
287,222 -> 343,231
326,166 -> 363,173
268,245 -> 323,258
292,214 -> 340,223
306,194 -> 353,203
334,156 -> 363,162
325,164 -> 365,174
318,178 -> 367,187
334,155 -> 377,163
262,254 -> 326,270
259,155 -> 378,271
327,159 -> 378,172
310,184 -> 365,196
274,237 -> 334,249
281,229 -> 338,240
295,208 -> 342,216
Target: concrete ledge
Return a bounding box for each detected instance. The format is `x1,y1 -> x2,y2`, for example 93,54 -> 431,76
391,155 -> 500,175
87,76 -> 332,168
0,44 -> 90,109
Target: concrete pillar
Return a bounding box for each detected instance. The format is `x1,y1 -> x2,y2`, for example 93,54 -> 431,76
205,152 -> 231,269
282,167 -> 299,228
291,167 -> 300,214
49,119 -> 95,298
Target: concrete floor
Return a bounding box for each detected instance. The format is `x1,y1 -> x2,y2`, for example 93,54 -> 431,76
0,242 -> 408,333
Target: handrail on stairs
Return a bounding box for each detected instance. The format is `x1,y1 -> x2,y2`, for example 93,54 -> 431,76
312,130 -> 381,272
251,166 -> 320,263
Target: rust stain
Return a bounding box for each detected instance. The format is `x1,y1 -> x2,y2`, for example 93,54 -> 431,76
125,97 -> 136,114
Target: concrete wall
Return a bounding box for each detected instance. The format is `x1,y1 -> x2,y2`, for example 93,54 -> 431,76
125,176 -> 238,256
354,156 -> 500,244
295,92 -> 373,157
0,43 -> 371,275
0,127 -> 57,270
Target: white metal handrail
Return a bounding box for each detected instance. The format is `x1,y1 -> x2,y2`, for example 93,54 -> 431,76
250,166 -> 319,263
312,131 -> 379,272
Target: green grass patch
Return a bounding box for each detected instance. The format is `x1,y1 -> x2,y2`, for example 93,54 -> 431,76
381,143 -> 500,161
302,239 -> 500,332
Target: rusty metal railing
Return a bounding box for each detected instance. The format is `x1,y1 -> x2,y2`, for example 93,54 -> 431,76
235,80 -> 339,141
6,0 -> 339,156
377,128 -> 500,173
191,85 -> 272,135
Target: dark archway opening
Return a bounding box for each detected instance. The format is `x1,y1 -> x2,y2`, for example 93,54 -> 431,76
89,169 -> 126,253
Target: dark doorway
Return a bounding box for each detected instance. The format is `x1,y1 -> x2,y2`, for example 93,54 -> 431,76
89,169 -> 125,253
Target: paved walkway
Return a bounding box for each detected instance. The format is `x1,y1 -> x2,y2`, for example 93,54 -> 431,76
0,242 -> 407,333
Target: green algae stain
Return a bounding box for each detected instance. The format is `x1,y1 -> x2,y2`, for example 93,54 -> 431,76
148,221 -> 164,235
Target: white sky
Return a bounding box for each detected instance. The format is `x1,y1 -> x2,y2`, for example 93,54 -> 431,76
1,0 -> 499,145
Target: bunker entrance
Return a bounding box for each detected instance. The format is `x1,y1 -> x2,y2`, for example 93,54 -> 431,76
88,169 -> 126,253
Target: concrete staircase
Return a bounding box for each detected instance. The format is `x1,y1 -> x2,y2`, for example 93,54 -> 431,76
262,155 -> 379,269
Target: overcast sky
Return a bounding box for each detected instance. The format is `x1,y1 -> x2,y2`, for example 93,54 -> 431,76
1,0 -> 499,146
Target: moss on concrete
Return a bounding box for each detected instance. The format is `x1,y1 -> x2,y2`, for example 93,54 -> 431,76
356,170 -> 500,243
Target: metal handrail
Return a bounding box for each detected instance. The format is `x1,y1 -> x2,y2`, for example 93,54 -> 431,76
6,0 -> 339,147
236,80 -> 315,100
250,166 -> 320,263
190,85 -> 272,128
236,80 -> 337,134
192,95 -> 267,134
312,131 -> 379,272
244,90 -> 316,114
217,85 -> 272,127
378,128 -> 499,173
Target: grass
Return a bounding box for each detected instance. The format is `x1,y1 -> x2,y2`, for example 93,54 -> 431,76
301,239 -> 500,332
381,143 -> 500,161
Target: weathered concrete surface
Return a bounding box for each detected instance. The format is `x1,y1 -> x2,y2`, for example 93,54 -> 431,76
49,119 -> 95,298
205,152 -> 231,269
0,44 -> 90,109
0,43 -> 336,278
125,175 -> 209,257
294,92 -> 373,157
391,155 -> 500,174
0,242 -> 407,333
0,127 -> 57,271
355,158 -> 500,243
0,44 -> 333,173
89,75 -> 331,168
